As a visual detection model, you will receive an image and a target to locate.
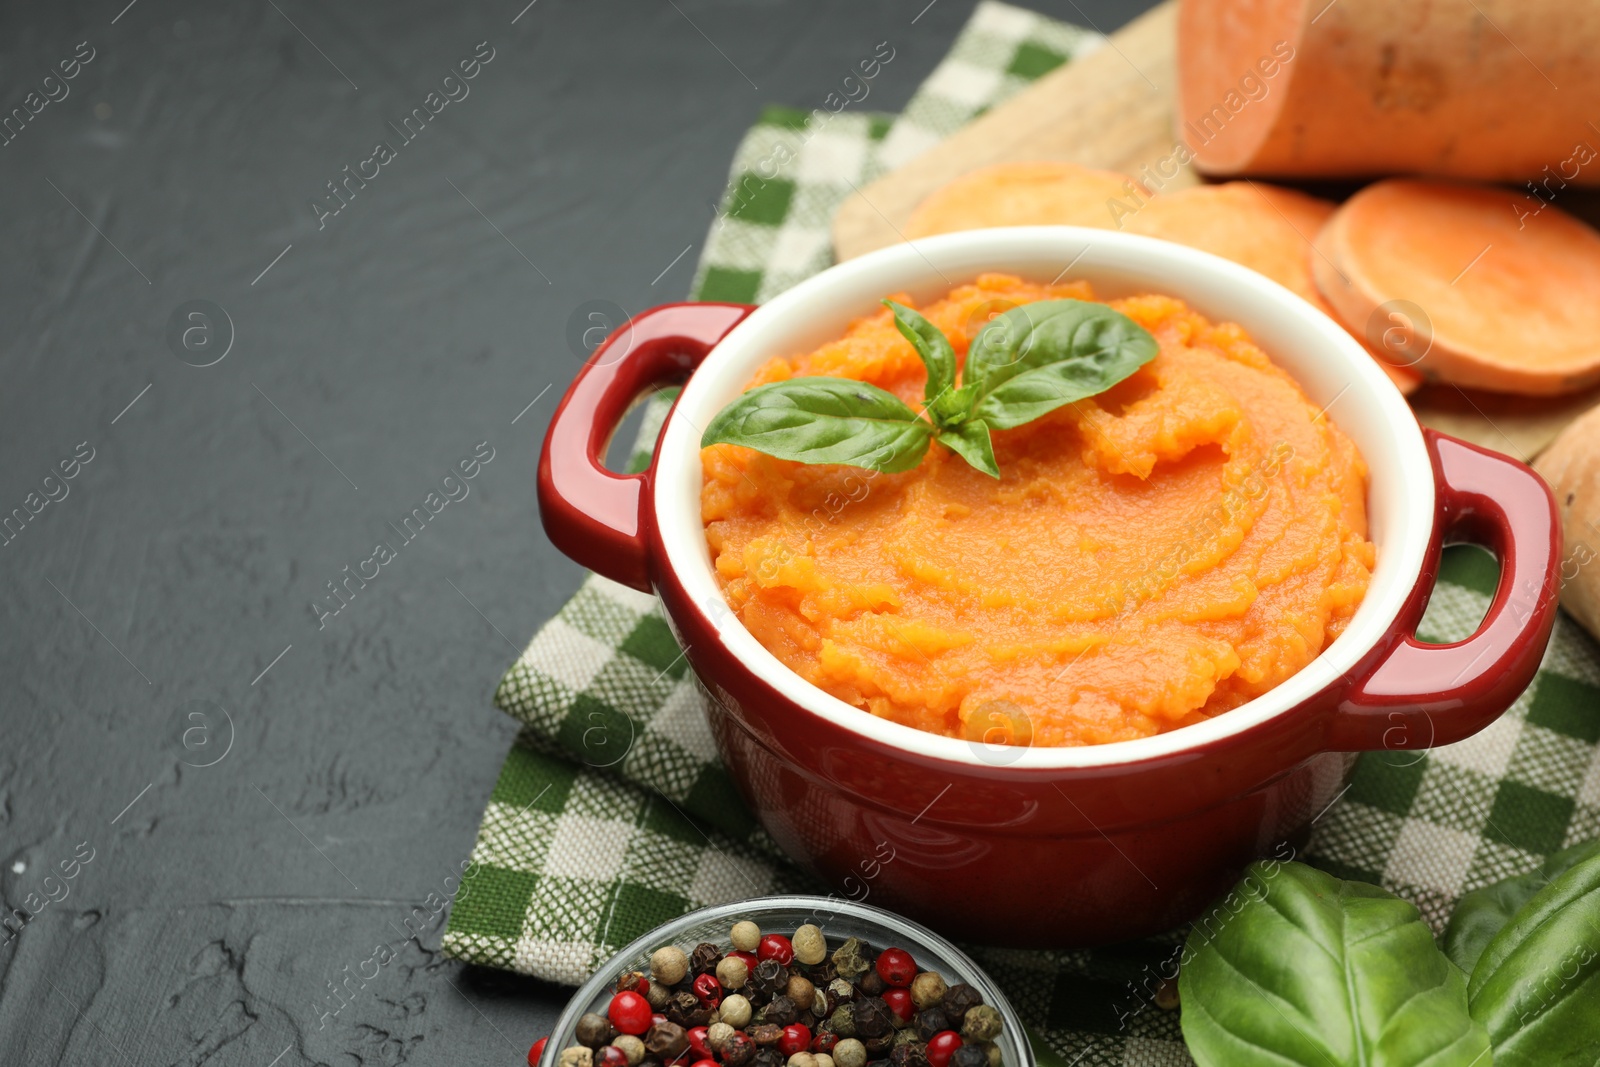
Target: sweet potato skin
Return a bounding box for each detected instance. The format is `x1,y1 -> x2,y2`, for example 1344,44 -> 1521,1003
1178,0 -> 1600,184
1534,405 -> 1600,641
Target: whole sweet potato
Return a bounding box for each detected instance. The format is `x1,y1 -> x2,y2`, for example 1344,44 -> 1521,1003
1534,404 -> 1600,639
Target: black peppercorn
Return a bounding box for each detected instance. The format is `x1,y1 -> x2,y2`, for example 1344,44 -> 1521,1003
750,959 -> 788,999
763,995 -> 799,1027
940,985 -> 983,1026
863,1032 -> 896,1055
575,1012 -> 616,1048
752,1050 -> 783,1067
860,971 -> 886,996
664,990 -> 701,1028
748,1024 -> 784,1048
801,959 -> 840,986
644,1022 -> 688,1059
949,1047 -> 987,1067
889,1044 -> 929,1067
853,998 -> 893,1041
691,942 -> 721,975
722,1032 -> 755,1067
913,1009 -> 948,1042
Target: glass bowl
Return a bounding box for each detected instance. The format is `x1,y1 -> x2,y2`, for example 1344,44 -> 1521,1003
540,895 -> 1033,1067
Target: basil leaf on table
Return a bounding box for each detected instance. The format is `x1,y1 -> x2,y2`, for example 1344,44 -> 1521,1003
701,377 -> 932,472
1444,837 -> 1600,973
1466,847 -> 1600,1066
885,299 -> 956,409
965,300 -> 1159,430
1179,861 -> 1491,1067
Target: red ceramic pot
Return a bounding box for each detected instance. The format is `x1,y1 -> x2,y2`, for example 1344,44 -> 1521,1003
538,228 -> 1560,945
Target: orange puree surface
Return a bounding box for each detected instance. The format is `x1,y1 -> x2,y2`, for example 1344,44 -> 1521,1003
700,275 -> 1375,747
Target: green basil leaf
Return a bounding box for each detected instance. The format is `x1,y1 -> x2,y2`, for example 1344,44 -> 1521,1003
938,419 -> 999,478
701,377 -> 931,472
884,300 -> 957,412
1445,838 -> 1600,973
965,299 -> 1158,430
1179,861 -> 1491,1067
1467,847 -> 1600,1066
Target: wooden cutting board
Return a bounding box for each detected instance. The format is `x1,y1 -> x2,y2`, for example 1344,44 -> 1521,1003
830,0 -> 1600,462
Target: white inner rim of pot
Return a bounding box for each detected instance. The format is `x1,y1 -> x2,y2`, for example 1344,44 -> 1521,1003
655,227 -> 1433,771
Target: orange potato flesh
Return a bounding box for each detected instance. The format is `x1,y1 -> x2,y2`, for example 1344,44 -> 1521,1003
1121,182 -> 1422,394
904,162 -> 1144,238
1313,179 -> 1600,396
701,275 -> 1374,747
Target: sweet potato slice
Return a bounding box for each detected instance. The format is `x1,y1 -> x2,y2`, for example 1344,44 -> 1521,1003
1313,179 -> 1600,396
1121,182 -> 1422,393
904,162 -> 1142,239
1177,0 -> 1600,184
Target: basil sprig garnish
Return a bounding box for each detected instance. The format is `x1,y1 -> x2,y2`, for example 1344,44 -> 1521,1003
700,298 -> 1157,478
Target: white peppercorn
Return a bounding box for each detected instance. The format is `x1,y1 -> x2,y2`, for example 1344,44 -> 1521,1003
833,1038 -> 867,1067
646,980 -> 671,1009
815,1056 -> 835,1067
559,1047 -> 593,1067
788,1054 -> 818,1067
651,946 -> 690,985
909,971 -> 947,1010
792,923 -> 827,965
730,920 -> 762,953
720,993 -> 753,1028
786,975 -> 815,1011
717,955 -> 750,990
707,1022 -> 736,1052
614,1037 -> 645,1066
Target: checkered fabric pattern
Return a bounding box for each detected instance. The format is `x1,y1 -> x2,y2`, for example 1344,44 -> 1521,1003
687,0 -> 1104,308
442,5 -> 1600,1063
872,1 -> 1103,174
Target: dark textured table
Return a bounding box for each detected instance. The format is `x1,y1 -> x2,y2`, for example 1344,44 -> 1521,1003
0,2 -> 1154,1063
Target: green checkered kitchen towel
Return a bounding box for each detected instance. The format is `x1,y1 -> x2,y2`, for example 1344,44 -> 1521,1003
442,4 -> 1600,1064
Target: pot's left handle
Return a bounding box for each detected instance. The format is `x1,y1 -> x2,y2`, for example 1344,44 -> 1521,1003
538,302 -> 755,592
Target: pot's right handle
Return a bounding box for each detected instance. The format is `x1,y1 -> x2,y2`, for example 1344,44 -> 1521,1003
537,302 -> 755,592
1328,431 -> 1560,751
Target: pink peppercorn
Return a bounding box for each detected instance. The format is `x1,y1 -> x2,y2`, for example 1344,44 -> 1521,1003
758,934 -> 794,965
607,990 -> 652,1035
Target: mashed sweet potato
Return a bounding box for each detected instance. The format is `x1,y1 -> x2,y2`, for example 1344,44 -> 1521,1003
700,274 -> 1374,747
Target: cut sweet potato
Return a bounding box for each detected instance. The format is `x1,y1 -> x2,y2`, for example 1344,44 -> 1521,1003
1121,182 -> 1422,393
1533,403 -> 1600,642
1177,0 -> 1600,184
1313,179 -> 1600,396
904,162 -> 1144,239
